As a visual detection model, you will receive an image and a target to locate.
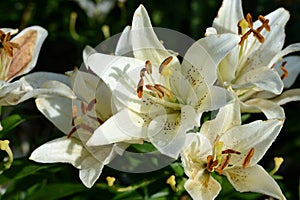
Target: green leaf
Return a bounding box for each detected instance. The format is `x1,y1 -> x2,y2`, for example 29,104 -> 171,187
0,158 -> 54,185
170,162 -> 184,177
25,183 -> 87,200
0,114 -> 27,138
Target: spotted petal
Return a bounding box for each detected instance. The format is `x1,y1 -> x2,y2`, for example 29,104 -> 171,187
224,165 -> 286,200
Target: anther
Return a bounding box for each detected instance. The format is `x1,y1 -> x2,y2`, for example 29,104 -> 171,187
206,155 -> 218,172
222,149 -> 241,155
81,101 -> 88,114
137,78 -> 144,98
154,84 -> 172,98
242,147 -> 255,169
140,68 -> 146,78
145,60 -> 152,75
159,56 -> 173,76
280,61 -> 288,80
215,154 -> 231,175
146,84 -> 164,98
87,99 -> 97,111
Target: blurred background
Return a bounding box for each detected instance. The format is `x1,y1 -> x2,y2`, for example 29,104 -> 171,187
0,0 -> 300,199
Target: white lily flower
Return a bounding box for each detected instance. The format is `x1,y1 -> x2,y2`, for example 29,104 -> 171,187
181,100 -> 286,200
86,5 -> 240,158
30,68 -> 127,188
206,0 -> 300,119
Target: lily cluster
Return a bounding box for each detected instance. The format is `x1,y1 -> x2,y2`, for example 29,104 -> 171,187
2,0 -> 297,199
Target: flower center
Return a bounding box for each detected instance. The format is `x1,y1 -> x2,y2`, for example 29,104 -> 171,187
206,141 -> 254,175
136,56 -> 179,108
68,98 -> 103,138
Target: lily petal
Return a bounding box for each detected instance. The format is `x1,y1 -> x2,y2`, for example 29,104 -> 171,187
185,172 -> 221,200
271,89 -> 300,105
224,165 -> 286,200
36,96 -> 73,135
241,98 -> 285,119
79,156 -> 104,188
87,108 -> 145,146
131,5 -> 173,65
182,33 -> 240,85
82,45 -> 97,69
30,136 -> 88,168
115,26 -> 132,56
234,67 -> 283,95
212,0 -> 244,34
221,119 -> 284,166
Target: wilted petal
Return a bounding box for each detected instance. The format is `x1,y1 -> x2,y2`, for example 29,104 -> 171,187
224,165 -> 286,200
87,108 -> 146,146
8,26 -> 48,81
212,0 -> 244,34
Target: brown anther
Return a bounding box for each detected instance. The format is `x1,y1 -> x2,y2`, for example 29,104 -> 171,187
87,115 -> 104,124
222,149 -> 241,155
145,60 -> 152,74
238,13 -> 270,46
252,29 -> 265,43
81,101 -> 88,114
206,155 -> 218,172
246,13 -> 253,28
137,78 -> 144,98
0,30 -> 20,57
87,99 -> 97,111
154,84 -> 172,98
159,56 -> 173,74
258,15 -> 270,32
67,123 -> 95,138
215,154 -> 231,175
280,61 -> 288,80
146,84 -> 164,98
140,68 -> 146,78
72,105 -> 78,118
242,148 -> 255,169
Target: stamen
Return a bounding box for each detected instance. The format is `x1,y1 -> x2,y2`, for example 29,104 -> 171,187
140,68 -> 146,78
87,115 -> 104,124
146,84 -> 164,98
72,105 -> 78,118
215,154 -> 231,175
0,30 -> 20,57
206,155 -> 218,172
222,149 -> 241,155
238,13 -> 270,46
81,101 -> 88,114
145,60 -> 152,74
137,78 -> 144,98
280,61 -> 288,80
242,147 -> 255,169
159,56 -> 173,76
154,84 -> 172,98
87,99 -> 97,111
